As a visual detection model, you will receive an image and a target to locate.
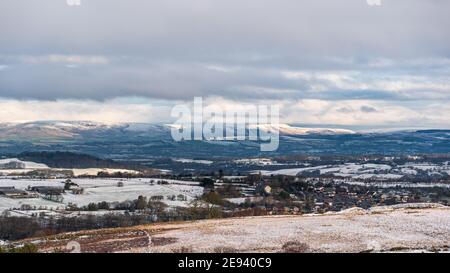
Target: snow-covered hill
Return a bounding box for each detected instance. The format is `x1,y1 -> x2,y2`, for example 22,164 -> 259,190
0,121 -> 357,140
254,123 -> 356,135
0,158 -> 48,169
21,204 -> 450,253
1,121 -> 448,158
0,121 -> 115,139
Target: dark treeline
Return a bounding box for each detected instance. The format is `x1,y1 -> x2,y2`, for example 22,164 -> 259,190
17,151 -> 152,171
0,212 -> 187,241
0,198 -> 267,241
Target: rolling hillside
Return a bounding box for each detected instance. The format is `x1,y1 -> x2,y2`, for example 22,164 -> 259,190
18,203 -> 450,253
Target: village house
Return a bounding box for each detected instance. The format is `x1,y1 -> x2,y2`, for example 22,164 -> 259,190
0,187 -> 36,199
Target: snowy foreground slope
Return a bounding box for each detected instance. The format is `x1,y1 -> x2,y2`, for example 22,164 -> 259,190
23,203 -> 450,253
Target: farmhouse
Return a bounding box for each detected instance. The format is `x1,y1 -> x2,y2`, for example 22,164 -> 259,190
256,180 -> 272,196
71,188 -> 84,194
64,179 -> 80,189
0,187 -> 34,199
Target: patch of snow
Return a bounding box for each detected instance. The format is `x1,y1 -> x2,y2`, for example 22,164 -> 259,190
253,124 -> 356,135
138,204 -> 450,253
0,158 -> 48,169
173,158 -> 214,165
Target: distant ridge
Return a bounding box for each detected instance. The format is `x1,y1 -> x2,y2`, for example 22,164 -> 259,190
17,151 -> 147,170
254,124 -> 356,135
0,121 -> 357,141
0,121 -> 449,158
416,129 -> 450,133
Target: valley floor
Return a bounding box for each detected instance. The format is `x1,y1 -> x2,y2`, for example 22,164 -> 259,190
19,203 -> 450,253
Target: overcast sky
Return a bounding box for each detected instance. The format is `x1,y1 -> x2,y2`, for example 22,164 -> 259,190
0,0 -> 449,128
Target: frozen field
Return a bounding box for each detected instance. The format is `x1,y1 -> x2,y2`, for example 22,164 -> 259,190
258,162 -> 450,180
0,178 -> 203,212
139,204 -> 450,253
24,203 -> 450,253
0,168 -> 140,176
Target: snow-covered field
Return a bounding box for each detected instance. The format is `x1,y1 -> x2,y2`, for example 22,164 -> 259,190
0,178 -> 203,212
143,204 -> 450,253
234,158 -> 281,166
25,203 -> 450,253
257,162 -> 450,180
172,158 -> 214,165
0,168 -> 141,176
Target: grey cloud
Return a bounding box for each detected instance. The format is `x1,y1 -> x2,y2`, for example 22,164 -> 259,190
360,106 -> 378,113
0,0 -> 449,103
1,57 -> 449,102
336,107 -> 354,114
336,105 -> 378,114
2,0 -> 449,57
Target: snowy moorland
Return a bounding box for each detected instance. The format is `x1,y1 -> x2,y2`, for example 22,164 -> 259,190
20,203 -> 450,253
